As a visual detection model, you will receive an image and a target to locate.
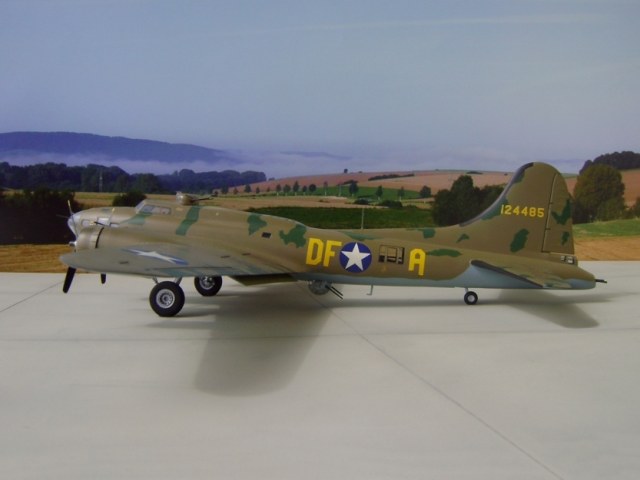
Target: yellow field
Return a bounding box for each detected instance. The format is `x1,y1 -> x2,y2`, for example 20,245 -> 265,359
0,244 -> 70,273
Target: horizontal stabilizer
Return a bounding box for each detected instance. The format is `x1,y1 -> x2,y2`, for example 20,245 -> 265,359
470,259 -> 572,289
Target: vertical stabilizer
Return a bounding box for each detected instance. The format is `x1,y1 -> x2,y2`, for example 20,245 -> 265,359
456,163 -> 575,256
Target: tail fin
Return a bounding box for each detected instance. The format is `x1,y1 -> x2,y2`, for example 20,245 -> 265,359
455,162 -> 575,256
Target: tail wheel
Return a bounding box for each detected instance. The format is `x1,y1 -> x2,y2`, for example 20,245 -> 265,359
464,290 -> 478,305
150,281 -> 185,317
194,276 -> 223,296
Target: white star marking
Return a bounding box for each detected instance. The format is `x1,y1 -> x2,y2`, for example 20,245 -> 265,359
127,249 -> 186,265
341,243 -> 371,271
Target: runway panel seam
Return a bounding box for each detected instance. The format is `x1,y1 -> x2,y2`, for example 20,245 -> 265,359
328,306 -> 565,480
0,282 -> 61,315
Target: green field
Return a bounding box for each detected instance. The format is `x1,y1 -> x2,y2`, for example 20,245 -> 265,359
250,206 -> 434,229
573,218 -> 640,237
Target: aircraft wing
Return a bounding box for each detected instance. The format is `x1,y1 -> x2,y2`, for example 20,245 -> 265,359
61,242 -> 289,279
470,259 -> 572,289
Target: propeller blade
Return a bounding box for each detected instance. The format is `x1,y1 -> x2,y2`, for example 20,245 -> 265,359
63,267 -> 76,293
100,273 -> 107,285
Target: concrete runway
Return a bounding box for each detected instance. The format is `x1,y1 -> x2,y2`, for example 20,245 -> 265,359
0,262 -> 638,479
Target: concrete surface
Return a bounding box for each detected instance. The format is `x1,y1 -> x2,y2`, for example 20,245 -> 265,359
0,261 -> 638,479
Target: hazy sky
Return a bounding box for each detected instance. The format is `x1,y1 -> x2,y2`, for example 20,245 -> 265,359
1,0 -> 639,175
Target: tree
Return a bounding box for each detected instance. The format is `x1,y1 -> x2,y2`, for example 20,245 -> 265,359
573,164 -> 625,223
348,180 -> 359,197
431,174 -> 503,226
432,189 -> 455,225
309,183 -> 317,194
132,173 -> 162,193
375,185 -> 383,200
397,186 -> 405,200
283,184 -> 291,195
293,181 -> 300,195
244,184 -> 252,193
419,185 -> 431,199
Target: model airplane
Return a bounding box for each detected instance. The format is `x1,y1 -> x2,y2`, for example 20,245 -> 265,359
61,162 -> 604,316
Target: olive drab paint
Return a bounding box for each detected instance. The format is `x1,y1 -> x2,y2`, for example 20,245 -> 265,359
61,162 -> 603,317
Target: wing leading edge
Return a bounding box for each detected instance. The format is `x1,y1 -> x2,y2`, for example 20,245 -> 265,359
61,242 -> 288,279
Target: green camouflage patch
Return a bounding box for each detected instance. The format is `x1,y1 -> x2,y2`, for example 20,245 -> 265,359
175,206 -> 201,236
510,229 -> 529,252
561,231 -> 571,245
457,233 -> 470,243
512,164 -> 531,184
415,228 -> 436,239
345,232 -> 377,241
552,199 -> 572,225
247,214 -> 267,235
279,224 -> 307,248
124,212 -> 150,226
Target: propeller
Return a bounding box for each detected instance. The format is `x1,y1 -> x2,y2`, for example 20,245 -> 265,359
62,200 -> 79,293
61,200 -> 108,293
63,267 -> 76,294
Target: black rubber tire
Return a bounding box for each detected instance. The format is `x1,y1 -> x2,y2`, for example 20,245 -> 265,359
464,291 -> 478,305
194,276 -> 223,297
150,281 -> 185,317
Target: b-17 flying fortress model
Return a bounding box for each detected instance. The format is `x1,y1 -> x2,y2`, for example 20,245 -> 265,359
61,162 -> 604,317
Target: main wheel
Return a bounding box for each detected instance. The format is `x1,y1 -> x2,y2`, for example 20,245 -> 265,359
464,290 -> 478,305
150,281 -> 185,317
194,276 -> 222,296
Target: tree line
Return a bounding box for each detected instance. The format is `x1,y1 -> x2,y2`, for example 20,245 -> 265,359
580,151 -> 640,173
0,162 -> 266,194
0,188 -> 79,244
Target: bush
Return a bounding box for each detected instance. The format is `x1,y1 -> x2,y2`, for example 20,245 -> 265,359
573,164 -> 625,223
378,199 -> 403,209
112,191 -> 146,207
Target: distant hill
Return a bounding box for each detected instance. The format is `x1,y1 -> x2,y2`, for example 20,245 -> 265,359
0,131 -> 233,164
0,132 -> 266,193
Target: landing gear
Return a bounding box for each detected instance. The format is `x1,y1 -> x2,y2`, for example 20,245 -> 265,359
464,289 -> 478,305
194,276 -> 222,297
150,281 -> 185,317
